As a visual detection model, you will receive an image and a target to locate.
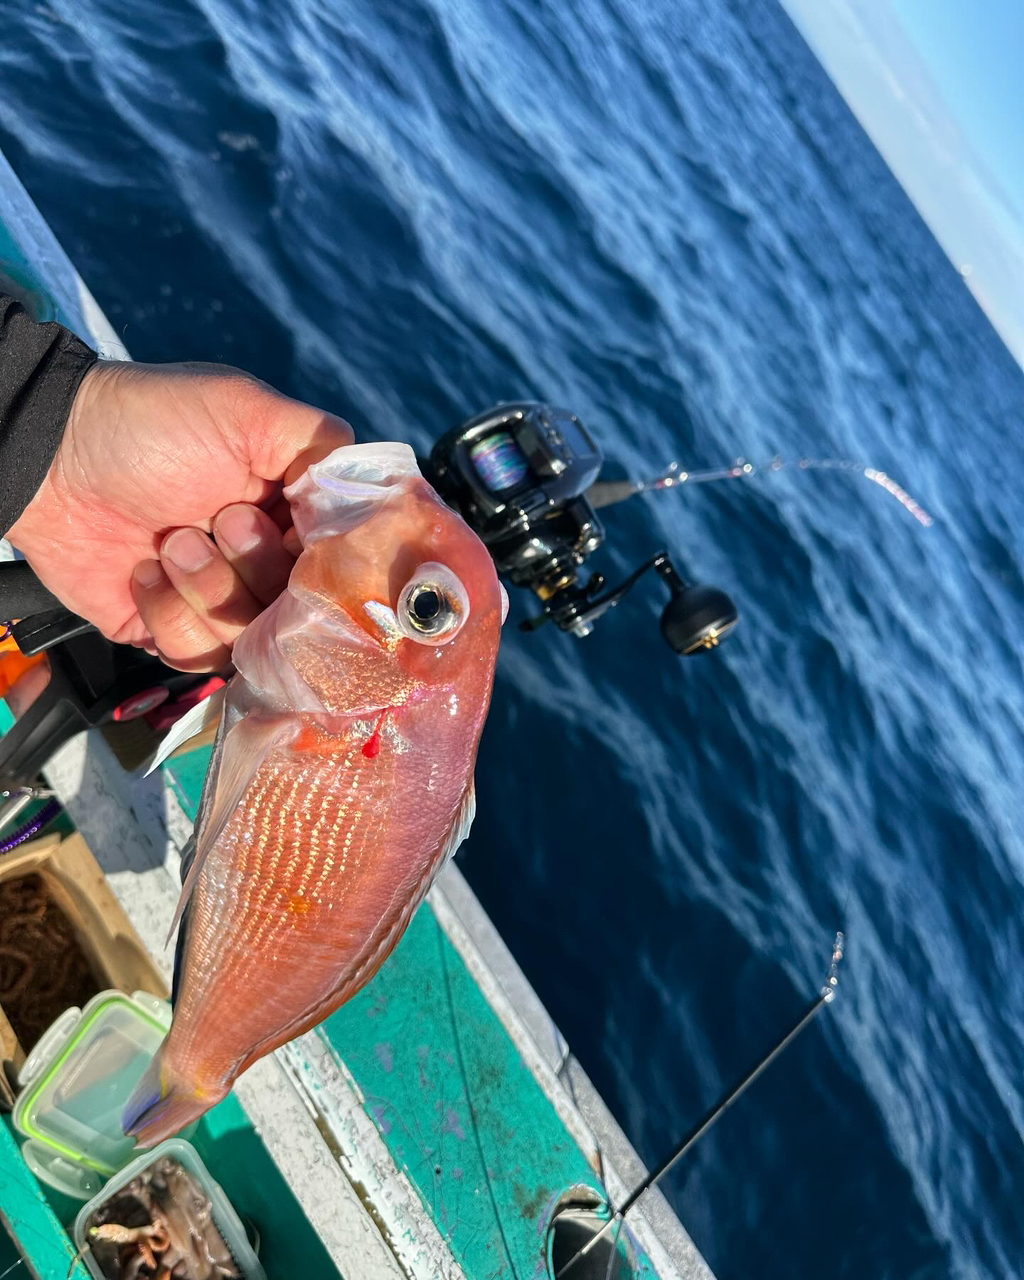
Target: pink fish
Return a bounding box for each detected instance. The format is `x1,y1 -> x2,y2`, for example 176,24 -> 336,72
124,444 -> 505,1145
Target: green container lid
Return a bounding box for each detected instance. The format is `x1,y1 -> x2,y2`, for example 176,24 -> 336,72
12,989 -> 172,1199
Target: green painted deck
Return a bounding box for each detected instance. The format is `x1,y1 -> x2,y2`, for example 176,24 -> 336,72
0,1118 -> 90,1280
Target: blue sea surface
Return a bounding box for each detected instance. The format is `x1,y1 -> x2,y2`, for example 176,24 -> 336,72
2,0 -> 1023,1276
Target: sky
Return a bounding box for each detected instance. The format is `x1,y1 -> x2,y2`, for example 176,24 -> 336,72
779,0 -> 1024,367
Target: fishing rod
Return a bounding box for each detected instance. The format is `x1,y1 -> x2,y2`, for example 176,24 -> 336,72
587,456 -> 934,526
555,932 -> 846,1279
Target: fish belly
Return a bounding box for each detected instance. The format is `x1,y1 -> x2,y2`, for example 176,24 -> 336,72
162,734 -> 456,1091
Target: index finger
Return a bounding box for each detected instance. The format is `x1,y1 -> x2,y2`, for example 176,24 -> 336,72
213,504 -> 296,605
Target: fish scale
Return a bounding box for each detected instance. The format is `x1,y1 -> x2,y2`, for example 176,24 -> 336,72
176,739 -> 394,1055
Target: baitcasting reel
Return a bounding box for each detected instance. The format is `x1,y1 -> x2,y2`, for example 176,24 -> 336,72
425,402 -> 739,654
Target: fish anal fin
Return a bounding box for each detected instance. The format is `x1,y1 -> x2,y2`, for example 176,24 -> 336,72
440,779 -> 476,868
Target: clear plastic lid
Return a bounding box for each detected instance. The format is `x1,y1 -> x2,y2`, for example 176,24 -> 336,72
12,989 -> 170,1179
20,1138 -> 105,1201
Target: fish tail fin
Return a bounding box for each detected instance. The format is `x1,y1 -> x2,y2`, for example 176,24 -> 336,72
122,1043 -> 209,1147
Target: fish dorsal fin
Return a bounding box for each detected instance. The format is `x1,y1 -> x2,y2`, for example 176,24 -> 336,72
144,686 -> 227,777
165,713 -> 297,944
440,780 -> 476,868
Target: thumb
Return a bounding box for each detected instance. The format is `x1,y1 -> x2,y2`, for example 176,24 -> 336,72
244,384 -> 355,484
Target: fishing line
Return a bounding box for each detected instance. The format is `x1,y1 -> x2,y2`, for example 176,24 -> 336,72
839,880 -> 854,937
550,1024 -> 609,1188
436,921 -> 520,1280
589,456 -> 935,526
601,1215 -> 626,1280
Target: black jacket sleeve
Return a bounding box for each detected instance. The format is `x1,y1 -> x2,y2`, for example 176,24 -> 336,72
0,293 -> 98,536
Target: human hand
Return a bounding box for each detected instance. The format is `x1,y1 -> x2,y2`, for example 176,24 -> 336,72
8,360 -> 353,670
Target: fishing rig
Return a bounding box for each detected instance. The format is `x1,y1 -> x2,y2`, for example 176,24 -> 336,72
426,402 -> 933,653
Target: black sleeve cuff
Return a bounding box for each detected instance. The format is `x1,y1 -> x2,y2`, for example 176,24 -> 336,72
0,293 -> 99,535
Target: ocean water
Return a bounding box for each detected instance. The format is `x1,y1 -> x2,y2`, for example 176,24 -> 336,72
2,0 -> 1023,1276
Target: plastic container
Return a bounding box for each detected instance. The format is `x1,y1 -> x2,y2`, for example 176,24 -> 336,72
73,1137 -> 266,1280
12,988 -> 172,1199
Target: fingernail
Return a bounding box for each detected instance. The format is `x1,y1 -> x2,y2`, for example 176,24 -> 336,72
133,560 -> 164,589
216,506 -> 264,555
163,529 -> 214,572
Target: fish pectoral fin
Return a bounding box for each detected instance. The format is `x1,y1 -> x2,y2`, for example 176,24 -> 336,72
144,686 -> 227,776
164,713 -> 297,945
440,780 -> 476,868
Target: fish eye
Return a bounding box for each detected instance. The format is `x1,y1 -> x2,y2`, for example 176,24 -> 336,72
411,588 -> 441,622
396,564 -> 469,645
